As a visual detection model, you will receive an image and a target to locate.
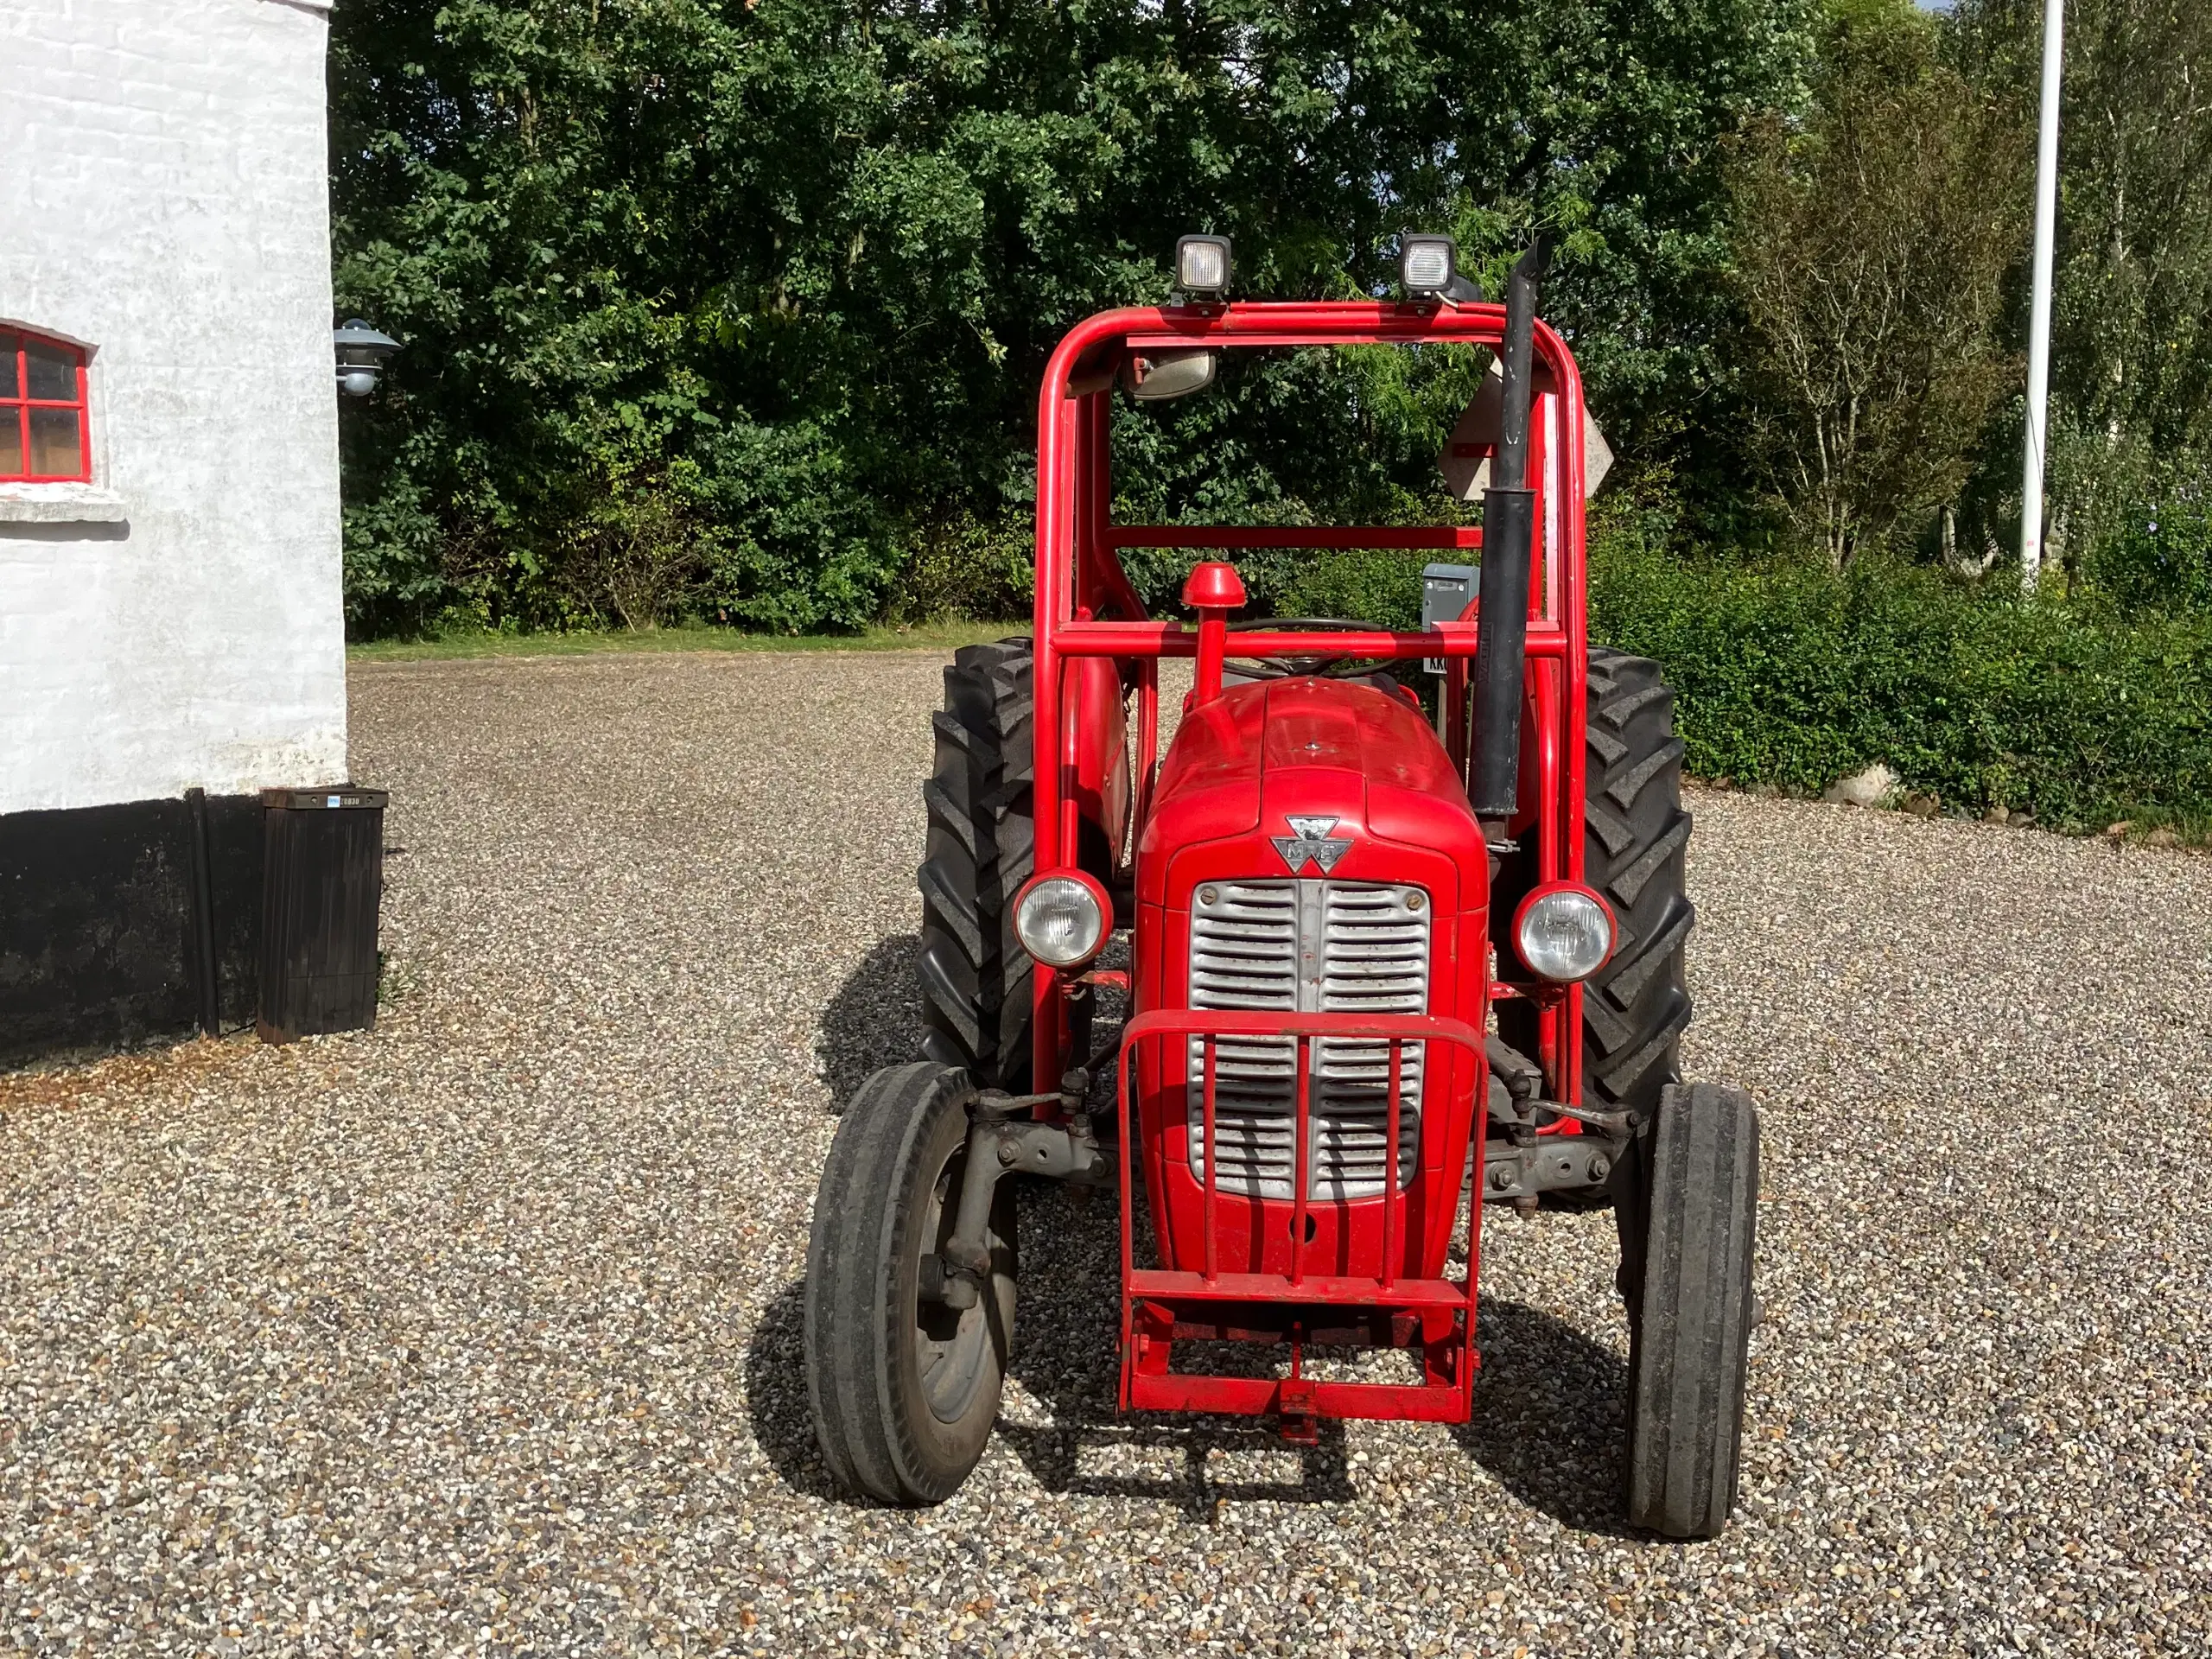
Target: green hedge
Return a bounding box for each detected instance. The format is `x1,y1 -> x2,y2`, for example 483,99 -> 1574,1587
1237,531 -> 2212,833
1590,542 -> 2212,832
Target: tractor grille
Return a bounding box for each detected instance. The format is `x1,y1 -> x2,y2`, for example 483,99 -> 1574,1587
1185,879 -> 1429,1200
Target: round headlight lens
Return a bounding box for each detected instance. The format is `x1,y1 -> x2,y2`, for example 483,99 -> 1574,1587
1516,887 -> 1613,982
1014,875 -> 1107,969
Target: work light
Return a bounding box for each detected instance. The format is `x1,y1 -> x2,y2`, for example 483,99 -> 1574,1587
1175,235 -> 1232,299
1399,235 -> 1460,300
1014,872 -> 1109,969
1513,884 -> 1614,982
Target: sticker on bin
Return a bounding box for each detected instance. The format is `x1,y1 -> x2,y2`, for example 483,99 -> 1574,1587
327,795 -> 342,807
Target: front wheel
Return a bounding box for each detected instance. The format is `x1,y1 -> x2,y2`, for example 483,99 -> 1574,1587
1622,1081 -> 1759,1538
804,1062 -> 1017,1503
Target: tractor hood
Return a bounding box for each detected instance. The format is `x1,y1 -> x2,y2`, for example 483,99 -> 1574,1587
1135,676 -> 1488,915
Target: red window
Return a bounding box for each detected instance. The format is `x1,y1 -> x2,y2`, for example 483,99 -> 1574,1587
0,329 -> 92,483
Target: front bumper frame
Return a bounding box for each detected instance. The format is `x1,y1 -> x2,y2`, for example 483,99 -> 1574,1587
1114,1007 -> 1491,1431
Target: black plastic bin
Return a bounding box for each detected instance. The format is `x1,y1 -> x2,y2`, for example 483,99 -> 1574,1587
257,786 -> 388,1043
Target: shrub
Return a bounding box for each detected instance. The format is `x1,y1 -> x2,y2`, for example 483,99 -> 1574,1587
2081,478 -> 2212,616
330,1 -> 1813,641
1591,535 -> 2212,829
340,471 -> 452,639
1057,504 -> 2212,834
557,465 -> 728,632
1276,546 -> 1430,630
885,516 -> 1036,626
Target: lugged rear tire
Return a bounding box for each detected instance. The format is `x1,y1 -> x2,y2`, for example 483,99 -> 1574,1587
1491,648 -> 1693,1143
1624,1081 -> 1759,1538
918,640 -> 1038,1092
1581,649 -> 1699,1298
1582,647 -> 1694,1124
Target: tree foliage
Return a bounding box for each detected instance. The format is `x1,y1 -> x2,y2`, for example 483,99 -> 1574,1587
331,0 -> 1810,635
1952,0 -> 2212,592
1727,0 -> 2024,569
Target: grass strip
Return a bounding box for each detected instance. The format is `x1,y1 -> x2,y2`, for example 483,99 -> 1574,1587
349,620 -> 1020,664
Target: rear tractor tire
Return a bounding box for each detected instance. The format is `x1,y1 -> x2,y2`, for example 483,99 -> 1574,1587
1489,646 -> 1693,1217
918,638 -> 1095,1092
918,640 -> 1039,1092
1582,646 -> 1695,1125
804,1062 -> 1017,1504
1622,1081 -> 1759,1539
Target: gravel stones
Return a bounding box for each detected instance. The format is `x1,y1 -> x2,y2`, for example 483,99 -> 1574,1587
3,650 -> 2209,1655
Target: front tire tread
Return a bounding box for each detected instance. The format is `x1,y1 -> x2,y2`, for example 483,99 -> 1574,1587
805,1062 -> 1013,1505
1624,1081 -> 1760,1539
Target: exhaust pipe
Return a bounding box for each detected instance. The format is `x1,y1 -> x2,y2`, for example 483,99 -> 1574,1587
1469,238 -> 1552,829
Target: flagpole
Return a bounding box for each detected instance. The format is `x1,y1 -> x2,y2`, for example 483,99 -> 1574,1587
2021,0 -> 2065,594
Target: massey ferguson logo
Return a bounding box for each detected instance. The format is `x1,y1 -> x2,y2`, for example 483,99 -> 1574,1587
1271,815 -> 1352,874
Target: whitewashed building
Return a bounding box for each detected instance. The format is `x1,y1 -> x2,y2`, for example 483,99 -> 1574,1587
1,0 -> 354,1063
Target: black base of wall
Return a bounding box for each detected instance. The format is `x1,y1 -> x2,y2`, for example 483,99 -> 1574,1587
0,794 -> 263,1070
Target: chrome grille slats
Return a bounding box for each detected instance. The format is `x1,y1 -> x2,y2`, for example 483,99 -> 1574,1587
1187,881 -> 1299,1007
1186,878 -> 1429,1200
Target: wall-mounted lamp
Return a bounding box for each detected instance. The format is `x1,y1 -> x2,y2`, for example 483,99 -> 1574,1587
333,320 -> 400,397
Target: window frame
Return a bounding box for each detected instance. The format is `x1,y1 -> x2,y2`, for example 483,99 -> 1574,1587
1,329 -> 93,485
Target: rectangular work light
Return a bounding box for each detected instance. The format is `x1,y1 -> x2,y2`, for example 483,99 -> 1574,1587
1400,235 -> 1460,299
1175,234 -> 1232,298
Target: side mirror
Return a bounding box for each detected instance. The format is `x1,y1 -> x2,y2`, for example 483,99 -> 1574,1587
1123,349 -> 1216,401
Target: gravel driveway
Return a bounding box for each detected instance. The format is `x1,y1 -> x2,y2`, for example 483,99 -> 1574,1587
4,650 -> 2209,1656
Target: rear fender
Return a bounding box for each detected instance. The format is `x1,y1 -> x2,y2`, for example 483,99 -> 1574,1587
1070,654 -> 1131,869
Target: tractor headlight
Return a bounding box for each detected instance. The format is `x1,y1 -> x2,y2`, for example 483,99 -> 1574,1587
1513,884 -> 1615,982
1400,234 -> 1459,299
1175,234 -> 1232,298
1014,873 -> 1109,969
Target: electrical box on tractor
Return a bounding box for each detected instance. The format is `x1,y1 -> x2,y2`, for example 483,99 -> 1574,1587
804,236 -> 1760,1539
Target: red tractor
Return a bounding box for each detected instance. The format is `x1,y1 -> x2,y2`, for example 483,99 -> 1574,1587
804,237 -> 1759,1538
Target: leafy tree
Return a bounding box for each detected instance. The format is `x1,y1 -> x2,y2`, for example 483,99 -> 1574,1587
1953,0 -> 2212,595
1726,0 -> 2024,569
332,0 -> 1814,635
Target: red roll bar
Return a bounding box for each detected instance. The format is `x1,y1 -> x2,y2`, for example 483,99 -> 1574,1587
1026,302 -> 1592,1105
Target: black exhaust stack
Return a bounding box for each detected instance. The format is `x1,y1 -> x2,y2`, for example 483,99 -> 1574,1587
1469,238 -> 1552,830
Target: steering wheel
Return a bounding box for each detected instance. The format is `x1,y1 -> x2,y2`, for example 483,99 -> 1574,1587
1224,617 -> 1395,679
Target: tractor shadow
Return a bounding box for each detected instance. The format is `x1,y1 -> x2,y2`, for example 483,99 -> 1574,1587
743,1192 -> 1635,1529
1001,1180 -> 1635,1529
1451,1296 -> 1637,1537
815,932 -> 924,1109
996,1182 -> 1357,1518
993,1413 -> 1356,1520
785,939 -> 1631,1527
741,1278 -> 847,1501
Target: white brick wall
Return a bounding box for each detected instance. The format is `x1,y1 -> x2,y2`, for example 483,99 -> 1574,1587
0,0 -> 347,814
